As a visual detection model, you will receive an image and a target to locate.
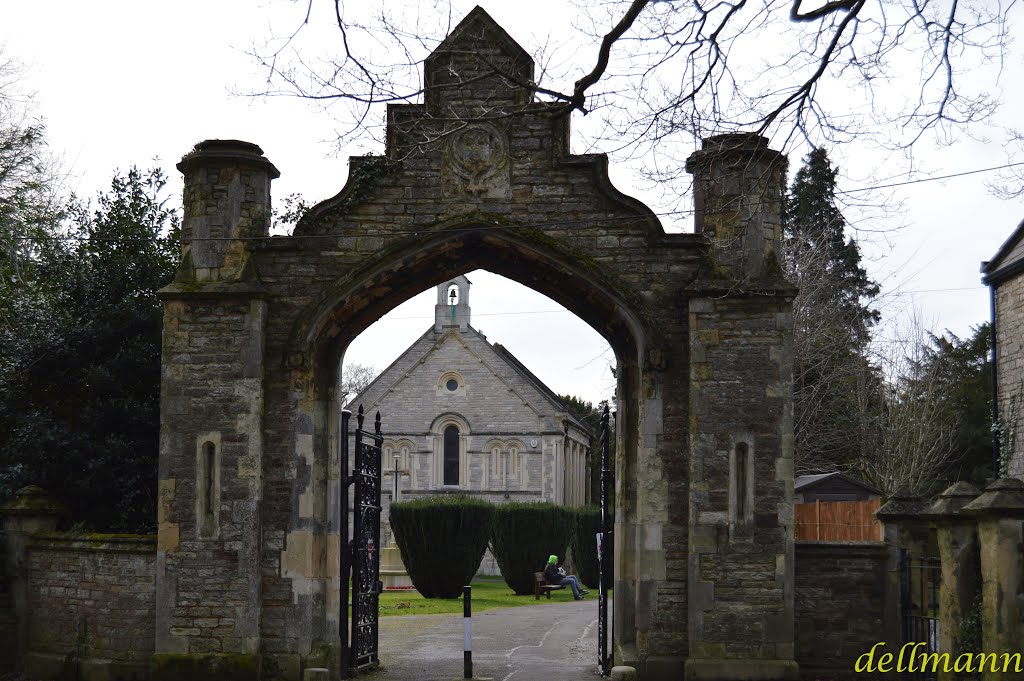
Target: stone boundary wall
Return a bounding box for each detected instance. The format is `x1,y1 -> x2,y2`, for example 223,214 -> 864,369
23,532 -> 157,679
794,541 -> 887,678
0,528 -> 14,674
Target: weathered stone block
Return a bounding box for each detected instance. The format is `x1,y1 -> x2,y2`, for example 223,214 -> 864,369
150,652 -> 260,681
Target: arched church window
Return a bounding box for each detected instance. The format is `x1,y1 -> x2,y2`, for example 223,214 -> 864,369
444,425 -> 460,485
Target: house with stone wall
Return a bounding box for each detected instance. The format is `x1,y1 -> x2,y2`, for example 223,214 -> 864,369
982,216 -> 1024,479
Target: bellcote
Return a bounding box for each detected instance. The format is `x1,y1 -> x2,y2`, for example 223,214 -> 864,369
435,275 -> 472,332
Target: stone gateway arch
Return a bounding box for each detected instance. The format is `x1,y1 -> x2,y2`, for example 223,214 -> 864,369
154,7 -> 796,681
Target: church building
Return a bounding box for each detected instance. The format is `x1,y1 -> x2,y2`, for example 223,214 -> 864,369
348,275 -> 593,511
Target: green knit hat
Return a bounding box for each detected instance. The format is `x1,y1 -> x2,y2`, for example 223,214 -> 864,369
548,554 -> 558,565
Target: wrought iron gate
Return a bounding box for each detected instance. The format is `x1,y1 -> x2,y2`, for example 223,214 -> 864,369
899,549 -> 941,681
598,403 -> 613,676
340,406 -> 384,678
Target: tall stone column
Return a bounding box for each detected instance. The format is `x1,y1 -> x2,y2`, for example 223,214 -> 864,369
876,491 -> 933,661
0,486 -> 64,673
928,482 -> 981,681
684,134 -> 797,681
962,477 -> 1024,681
152,141 -> 277,680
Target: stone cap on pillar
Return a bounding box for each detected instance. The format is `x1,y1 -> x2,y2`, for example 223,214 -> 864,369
928,481 -> 981,521
0,485 -> 66,518
176,139 -> 280,179
685,133 -> 786,169
876,487 -> 932,523
961,476 -> 1024,518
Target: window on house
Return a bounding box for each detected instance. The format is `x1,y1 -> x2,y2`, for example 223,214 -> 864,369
444,425 -> 460,485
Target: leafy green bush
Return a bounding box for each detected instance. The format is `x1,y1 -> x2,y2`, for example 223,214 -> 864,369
389,495 -> 495,599
490,502 -> 575,595
570,506 -> 610,589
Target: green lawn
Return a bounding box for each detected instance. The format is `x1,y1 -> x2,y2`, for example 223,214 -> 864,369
379,576 -> 603,616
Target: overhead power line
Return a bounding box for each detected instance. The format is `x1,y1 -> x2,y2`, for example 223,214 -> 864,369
837,161 -> 1024,194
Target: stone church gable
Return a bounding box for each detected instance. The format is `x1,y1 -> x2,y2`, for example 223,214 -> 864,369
350,296 -> 587,439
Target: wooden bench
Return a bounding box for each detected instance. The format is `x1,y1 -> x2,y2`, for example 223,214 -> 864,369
534,571 -> 565,600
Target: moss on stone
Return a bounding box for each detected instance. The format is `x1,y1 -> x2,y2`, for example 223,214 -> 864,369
0,486 -> 65,515
298,154 -> 403,231
150,652 -> 260,681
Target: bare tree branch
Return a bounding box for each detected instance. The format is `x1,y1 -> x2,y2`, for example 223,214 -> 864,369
568,0 -> 650,114
247,0 -> 1018,172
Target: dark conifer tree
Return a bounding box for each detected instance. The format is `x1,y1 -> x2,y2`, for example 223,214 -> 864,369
784,147 -> 880,473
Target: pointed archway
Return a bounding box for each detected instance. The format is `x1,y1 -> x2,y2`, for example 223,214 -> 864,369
154,7 -> 796,681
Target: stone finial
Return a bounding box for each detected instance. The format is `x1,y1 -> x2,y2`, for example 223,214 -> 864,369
171,139 -> 279,286
175,140 -> 280,179
0,485 -> 66,518
928,481 -> 982,517
685,133 -> 788,282
875,488 -> 931,522
961,476 -> 1024,517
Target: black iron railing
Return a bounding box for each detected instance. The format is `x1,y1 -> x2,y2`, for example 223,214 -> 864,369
900,550 -> 941,681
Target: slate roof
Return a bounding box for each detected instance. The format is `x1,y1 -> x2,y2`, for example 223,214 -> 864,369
982,216 -> 1024,285
347,323 -> 595,439
794,471 -> 882,496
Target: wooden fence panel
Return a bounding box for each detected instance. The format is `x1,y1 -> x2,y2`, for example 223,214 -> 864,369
794,498 -> 882,541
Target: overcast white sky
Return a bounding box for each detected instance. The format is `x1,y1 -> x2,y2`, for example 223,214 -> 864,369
3,0 -> 1023,406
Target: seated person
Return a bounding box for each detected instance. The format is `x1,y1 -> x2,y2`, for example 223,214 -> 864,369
543,554 -> 589,600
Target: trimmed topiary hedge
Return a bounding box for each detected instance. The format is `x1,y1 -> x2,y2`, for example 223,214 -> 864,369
389,495 -> 495,598
570,506 -> 609,589
490,502 -> 575,595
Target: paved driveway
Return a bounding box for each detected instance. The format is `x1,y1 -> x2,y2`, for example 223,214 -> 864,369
375,597 -> 605,681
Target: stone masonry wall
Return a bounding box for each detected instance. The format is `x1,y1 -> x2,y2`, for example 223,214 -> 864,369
995,273 -> 1024,479
25,533 -> 156,672
157,297 -> 265,658
687,296 -> 795,664
352,323 -> 584,501
794,542 -> 887,678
